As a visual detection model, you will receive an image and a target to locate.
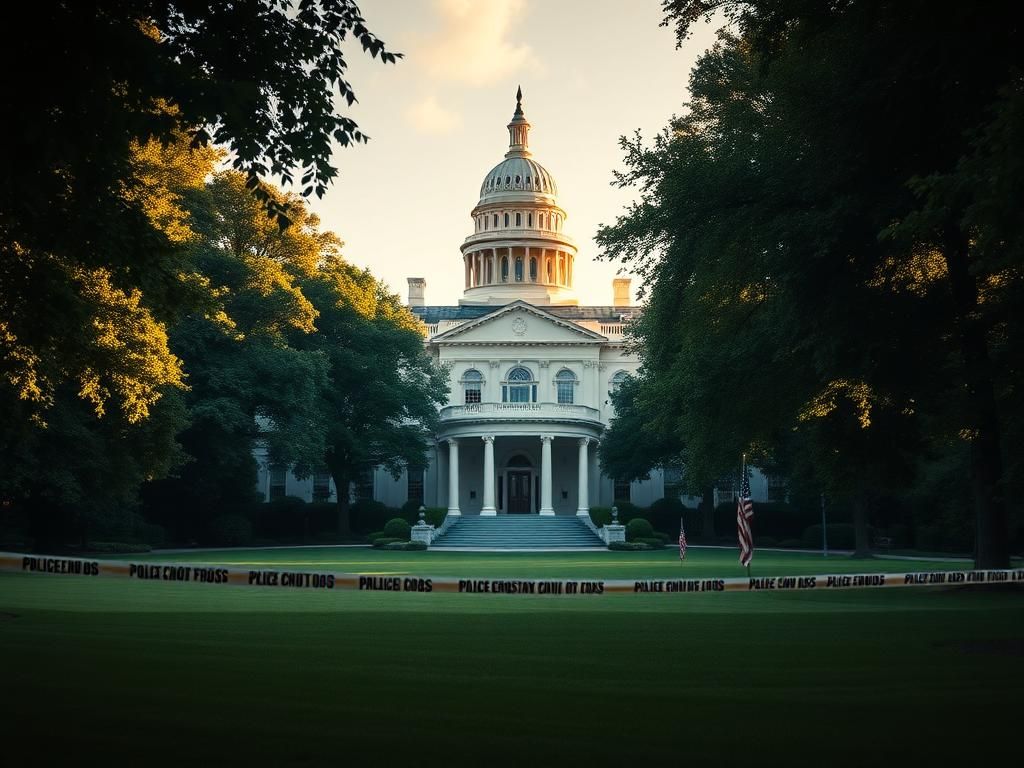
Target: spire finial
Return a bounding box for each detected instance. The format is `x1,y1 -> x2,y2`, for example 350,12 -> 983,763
506,85 -> 530,156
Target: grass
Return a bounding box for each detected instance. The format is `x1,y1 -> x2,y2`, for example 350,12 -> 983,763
1,547 -> 1022,766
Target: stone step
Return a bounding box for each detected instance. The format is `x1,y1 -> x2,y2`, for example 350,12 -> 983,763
432,515 -> 604,550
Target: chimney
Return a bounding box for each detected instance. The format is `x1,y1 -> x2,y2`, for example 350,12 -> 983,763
612,277 -> 631,307
407,277 -> 426,307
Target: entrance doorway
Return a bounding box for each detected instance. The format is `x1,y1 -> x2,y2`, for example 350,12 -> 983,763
507,470 -> 532,514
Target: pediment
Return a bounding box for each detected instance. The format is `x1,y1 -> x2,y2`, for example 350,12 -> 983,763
432,301 -> 606,345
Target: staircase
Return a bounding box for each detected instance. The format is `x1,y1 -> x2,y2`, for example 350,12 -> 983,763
431,515 -> 605,550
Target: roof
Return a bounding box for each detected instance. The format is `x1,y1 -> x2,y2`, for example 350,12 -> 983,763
411,304 -> 637,325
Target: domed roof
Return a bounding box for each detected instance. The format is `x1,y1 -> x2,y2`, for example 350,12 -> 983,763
478,157 -> 558,200
475,87 -> 558,206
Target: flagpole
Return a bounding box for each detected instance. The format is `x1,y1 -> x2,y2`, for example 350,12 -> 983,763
742,453 -> 750,578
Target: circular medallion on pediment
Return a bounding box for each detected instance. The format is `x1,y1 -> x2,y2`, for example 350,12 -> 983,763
512,317 -> 527,336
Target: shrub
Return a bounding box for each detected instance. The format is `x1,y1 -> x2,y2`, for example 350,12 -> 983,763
646,497 -> 700,537
633,537 -> 666,547
608,541 -> 653,551
372,537 -> 404,548
422,507 -> 447,527
611,500 -> 642,522
208,515 -> 253,547
715,500 -> 831,540
366,530 -> 387,543
383,517 -> 411,541
589,507 -> 613,527
625,517 -> 655,542
253,495 -> 307,539
135,522 -> 167,548
380,540 -> 428,551
84,541 -> 152,554
350,499 -> 392,534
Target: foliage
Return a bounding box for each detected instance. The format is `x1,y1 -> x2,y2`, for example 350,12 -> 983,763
625,518 -> 655,542
608,541 -> 654,551
371,537 -> 405,548
589,507 -> 614,528
383,518 -> 412,542
349,500 -> 392,535
377,541 -> 428,551
600,1 -> 1024,567
208,515 -> 254,548
422,508 -> 448,528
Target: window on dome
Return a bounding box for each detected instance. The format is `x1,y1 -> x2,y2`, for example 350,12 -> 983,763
501,256 -> 509,282
503,367 -> 536,403
515,175 -> 521,184
484,217 -> 488,231
547,260 -> 553,282
493,214 -> 499,227
525,175 -> 531,186
555,369 -> 576,404
539,213 -> 545,229
504,213 -> 510,227
462,369 -> 483,404
515,212 -> 521,226
528,213 -> 533,227
505,175 -> 511,185
529,257 -> 537,281
514,257 -> 523,282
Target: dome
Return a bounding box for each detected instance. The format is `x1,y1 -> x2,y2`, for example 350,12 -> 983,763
478,156 -> 558,202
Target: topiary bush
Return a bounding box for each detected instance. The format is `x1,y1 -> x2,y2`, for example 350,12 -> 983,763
422,507 -> 447,527
208,515 -> 253,547
383,517 -> 411,541
625,517 -> 655,542
372,537 -> 404,548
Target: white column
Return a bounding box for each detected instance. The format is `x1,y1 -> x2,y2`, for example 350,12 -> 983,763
447,438 -> 461,516
481,435 -> 496,515
540,434 -> 554,515
576,438 -> 590,516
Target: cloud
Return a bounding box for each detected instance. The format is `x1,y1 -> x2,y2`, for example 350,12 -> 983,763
422,0 -> 538,86
406,94 -> 463,135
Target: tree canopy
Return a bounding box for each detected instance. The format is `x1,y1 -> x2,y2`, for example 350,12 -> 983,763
599,0 -> 1023,565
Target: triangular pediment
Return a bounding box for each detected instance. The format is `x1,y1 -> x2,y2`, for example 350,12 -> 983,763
432,301 -> 606,344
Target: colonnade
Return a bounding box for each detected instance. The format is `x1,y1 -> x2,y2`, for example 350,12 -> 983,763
464,247 -> 574,289
445,435 -> 592,516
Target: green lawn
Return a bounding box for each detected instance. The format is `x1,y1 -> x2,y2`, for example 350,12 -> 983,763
1,548 -> 1021,766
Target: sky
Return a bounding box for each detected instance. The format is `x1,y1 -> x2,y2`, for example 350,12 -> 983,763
306,0 -> 721,307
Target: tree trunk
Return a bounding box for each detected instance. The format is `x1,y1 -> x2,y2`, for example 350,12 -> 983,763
700,485 -> 715,541
943,225 -> 1009,569
852,496 -> 872,559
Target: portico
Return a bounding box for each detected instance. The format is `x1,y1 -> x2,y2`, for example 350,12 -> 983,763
441,433 -> 598,517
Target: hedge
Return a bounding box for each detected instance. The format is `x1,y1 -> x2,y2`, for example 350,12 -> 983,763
625,518 -> 655,542
608,541 -> 653,551
383,518 -> 412,541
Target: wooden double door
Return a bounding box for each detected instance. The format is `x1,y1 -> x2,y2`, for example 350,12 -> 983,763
506,470 -> 533,514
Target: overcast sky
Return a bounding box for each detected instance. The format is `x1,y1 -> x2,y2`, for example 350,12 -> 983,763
306,0 -> 720,306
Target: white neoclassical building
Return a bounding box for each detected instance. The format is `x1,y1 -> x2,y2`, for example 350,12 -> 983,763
257,90 -> 668,515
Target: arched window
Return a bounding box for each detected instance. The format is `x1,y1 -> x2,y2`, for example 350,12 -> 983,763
546,260 -> 553,282
501,256 -> 509,282
493,214 -> 499,227
528,212 -> 533,227
515,175 -> 521,185
504,212 -> 510,227
515,212 -> 522,227
514,257 -> 524,282
555,369 -> 576,404
539,213 -> 545,229
503,366 -> 536,403
505,175 -> 511,185
609,370 -> 629,395
462,369 -> 483,404
529,257 -> 537,281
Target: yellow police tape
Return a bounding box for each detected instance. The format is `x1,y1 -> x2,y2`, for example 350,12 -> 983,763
2,551 -> 1023,596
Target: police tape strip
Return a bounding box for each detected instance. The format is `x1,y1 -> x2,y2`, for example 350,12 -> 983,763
2,552 -> 1023,596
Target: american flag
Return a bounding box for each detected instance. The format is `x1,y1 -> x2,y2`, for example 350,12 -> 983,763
678,518 -> 687,560
737,470 -> 754,567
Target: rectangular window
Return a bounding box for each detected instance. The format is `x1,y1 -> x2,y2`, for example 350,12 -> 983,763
269,466 -> 287,500
407,468 -> 424,507
312,470 -> 332,502
556,381 -> 574,404
356,467 -> 375,500
766,474 -> 787,503
613,478 -> 630,503
508,385 -> 530,403
715,478 -> 735,505
465,386 -> 481,404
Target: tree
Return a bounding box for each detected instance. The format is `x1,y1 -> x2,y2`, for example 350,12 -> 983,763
294,261 -> 449,534
1,1 -> 398,427
599,1 -> 1022,565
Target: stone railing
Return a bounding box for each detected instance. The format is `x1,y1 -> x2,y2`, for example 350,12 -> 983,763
439,402 -> 601,423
